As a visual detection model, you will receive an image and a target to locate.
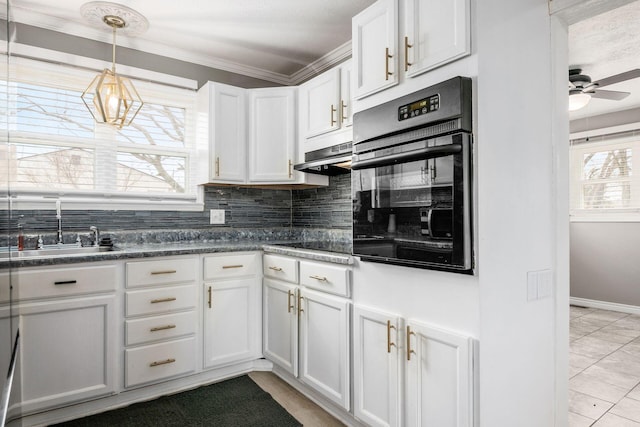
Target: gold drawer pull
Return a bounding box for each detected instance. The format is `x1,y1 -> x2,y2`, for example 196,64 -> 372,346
330,104 -> 337,126
150,324 -> 176,332
208,286 -> 212,309
268,266 -> 283,271
222,264 -> 243,269
287,289 -> 294,313
341,100 -> 348,121
150,358 -> 175,367
385,47 -> 393,80
150,297 -> 177,304
215,156 -> 220,177
404,36 -> 413,71
150,270 -> 177,275
309,275 -> 328,282
298,292 -> 304,315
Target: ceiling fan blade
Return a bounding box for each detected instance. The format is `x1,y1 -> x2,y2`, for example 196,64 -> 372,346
592,69 -> 640,88
588,89 -> 630,101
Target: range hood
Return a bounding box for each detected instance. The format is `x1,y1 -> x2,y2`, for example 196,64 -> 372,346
294,142 -> 352,176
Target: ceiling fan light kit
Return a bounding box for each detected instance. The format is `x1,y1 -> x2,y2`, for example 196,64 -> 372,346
80,2 -> 148,128
568,67 -> 640,112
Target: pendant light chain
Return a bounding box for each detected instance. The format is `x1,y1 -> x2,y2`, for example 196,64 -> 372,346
111,24 -> 117,74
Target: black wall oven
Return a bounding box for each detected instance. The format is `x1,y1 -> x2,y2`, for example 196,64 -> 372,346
351,77 -> 473,273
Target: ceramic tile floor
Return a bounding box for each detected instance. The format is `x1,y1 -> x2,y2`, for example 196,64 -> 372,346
570,305 -> 640,426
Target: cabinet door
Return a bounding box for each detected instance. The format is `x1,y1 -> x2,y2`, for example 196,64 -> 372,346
352,0 -> 398,99
210,83 -> 247,183
248,87 -> 296,182
404,0 -> 471,78
263,278 -> 298,376
17,295 -> 115,414
299,288 -> 350,410
203,277 -> 260,369
406,320 -> 474,427
353,305 -> 402,427
300,68 -> 340,138
339,60 -> 353,127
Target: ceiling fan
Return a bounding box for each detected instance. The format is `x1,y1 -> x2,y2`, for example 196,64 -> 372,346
568,68 -> 640,111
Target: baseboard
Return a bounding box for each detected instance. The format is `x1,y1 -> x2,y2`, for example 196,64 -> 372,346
570,296 -> 640,315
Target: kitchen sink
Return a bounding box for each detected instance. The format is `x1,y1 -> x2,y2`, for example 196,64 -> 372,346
0,246 -> 108,259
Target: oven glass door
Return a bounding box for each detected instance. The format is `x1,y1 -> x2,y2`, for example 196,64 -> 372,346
352,133 -> 471,271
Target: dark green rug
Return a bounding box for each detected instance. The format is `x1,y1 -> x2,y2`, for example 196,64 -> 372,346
50,375 -> 302,427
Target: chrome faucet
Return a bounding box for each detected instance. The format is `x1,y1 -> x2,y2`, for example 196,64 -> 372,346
56,200 -> 63,244
90,226 -> 100,247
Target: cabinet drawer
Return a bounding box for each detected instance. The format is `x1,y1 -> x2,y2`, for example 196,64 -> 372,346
126,285 -> 197,317
11,264 -> 116,301
126,257 -> 198,288
125,310 -> 197,346
125,337 -> 196,388
263,254 -> 298,283
299,261 -> 350,297
203,252 -> 259,280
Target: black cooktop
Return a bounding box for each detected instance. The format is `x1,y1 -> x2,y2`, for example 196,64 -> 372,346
273,241 -> 352,255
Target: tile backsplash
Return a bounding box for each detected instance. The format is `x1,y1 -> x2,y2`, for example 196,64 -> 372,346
2,175 -> 352,246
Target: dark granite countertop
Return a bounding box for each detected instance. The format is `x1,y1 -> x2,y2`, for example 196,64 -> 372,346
0,239 -> 354,269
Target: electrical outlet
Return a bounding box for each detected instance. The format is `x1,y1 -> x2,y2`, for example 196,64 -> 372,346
209,209 -> 225,225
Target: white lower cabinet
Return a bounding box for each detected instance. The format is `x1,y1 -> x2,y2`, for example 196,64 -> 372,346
18,294 -> 116,414
124,256 -> 199,388
262,253 -> 352,411
298,288 -> 351,410
263,278 -> 298,376
354,305 -> 475,427
202,252 -> 261,369
353,305 -> 402,427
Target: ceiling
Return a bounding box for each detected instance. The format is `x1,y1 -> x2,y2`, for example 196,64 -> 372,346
569,0 -> 640,121
6,0 -> 376,84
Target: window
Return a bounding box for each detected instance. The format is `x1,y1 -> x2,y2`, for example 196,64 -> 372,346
570,130 -> 640,219
1,57 -> 201,209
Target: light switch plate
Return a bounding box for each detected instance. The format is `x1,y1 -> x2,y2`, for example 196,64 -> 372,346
210,209 -> 225,225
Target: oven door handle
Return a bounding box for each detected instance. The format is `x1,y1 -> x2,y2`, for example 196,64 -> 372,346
351,144 -> 462,170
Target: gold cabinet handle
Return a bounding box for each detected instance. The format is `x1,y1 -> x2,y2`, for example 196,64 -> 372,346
298,292 -> 304,315
151,297 -> 177,304
150,270 -> 177,275
215,156 -> 220,177
309,275 -> 328,282
330,104 -> 337,126
407,325 -> 416,361
150,358 -> 175,367
222,264 -> 243,269
288,159 -> 293,178
341,100 -> 348,121
208,286 -> 212,309
385,47 -> 393,80
287,289 -> 294,313
150,324 -> 176,332
387,320 -> 397,353
268,266 -> 283,272
404,36 -> 413,71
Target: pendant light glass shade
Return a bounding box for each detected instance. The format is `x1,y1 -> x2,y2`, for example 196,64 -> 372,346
81,15 -> 143,129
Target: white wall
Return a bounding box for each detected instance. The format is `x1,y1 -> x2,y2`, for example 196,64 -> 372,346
476,1 -> 567,427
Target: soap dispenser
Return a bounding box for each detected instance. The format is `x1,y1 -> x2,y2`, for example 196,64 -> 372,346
17,224 -> 24,251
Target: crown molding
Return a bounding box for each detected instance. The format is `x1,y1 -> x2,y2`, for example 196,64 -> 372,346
9,6 -> 352,86
289,41 -> 352,85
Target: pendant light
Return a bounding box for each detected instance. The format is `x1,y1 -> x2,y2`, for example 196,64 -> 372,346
80,3 -> 148,129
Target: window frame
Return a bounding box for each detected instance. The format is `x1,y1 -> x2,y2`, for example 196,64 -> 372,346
570,127 -> 640,222
2,51 -> 204,212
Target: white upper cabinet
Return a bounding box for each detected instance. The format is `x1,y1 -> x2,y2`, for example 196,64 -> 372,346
298,60 -> 353,155
197,82 -> 247,184
248,87 -> 297,182
404,0 -> 471,78
300,67 -> 341,138
352,0 -> 399,99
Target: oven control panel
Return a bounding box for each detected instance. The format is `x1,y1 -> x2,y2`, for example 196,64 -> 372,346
398,94 -> 440,121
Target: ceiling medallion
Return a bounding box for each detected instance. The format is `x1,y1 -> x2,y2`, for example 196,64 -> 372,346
80,1 -> 149,36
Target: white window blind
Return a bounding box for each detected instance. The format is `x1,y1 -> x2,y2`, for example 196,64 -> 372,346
570,130 -> 640,219
1,56 -> 200,206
